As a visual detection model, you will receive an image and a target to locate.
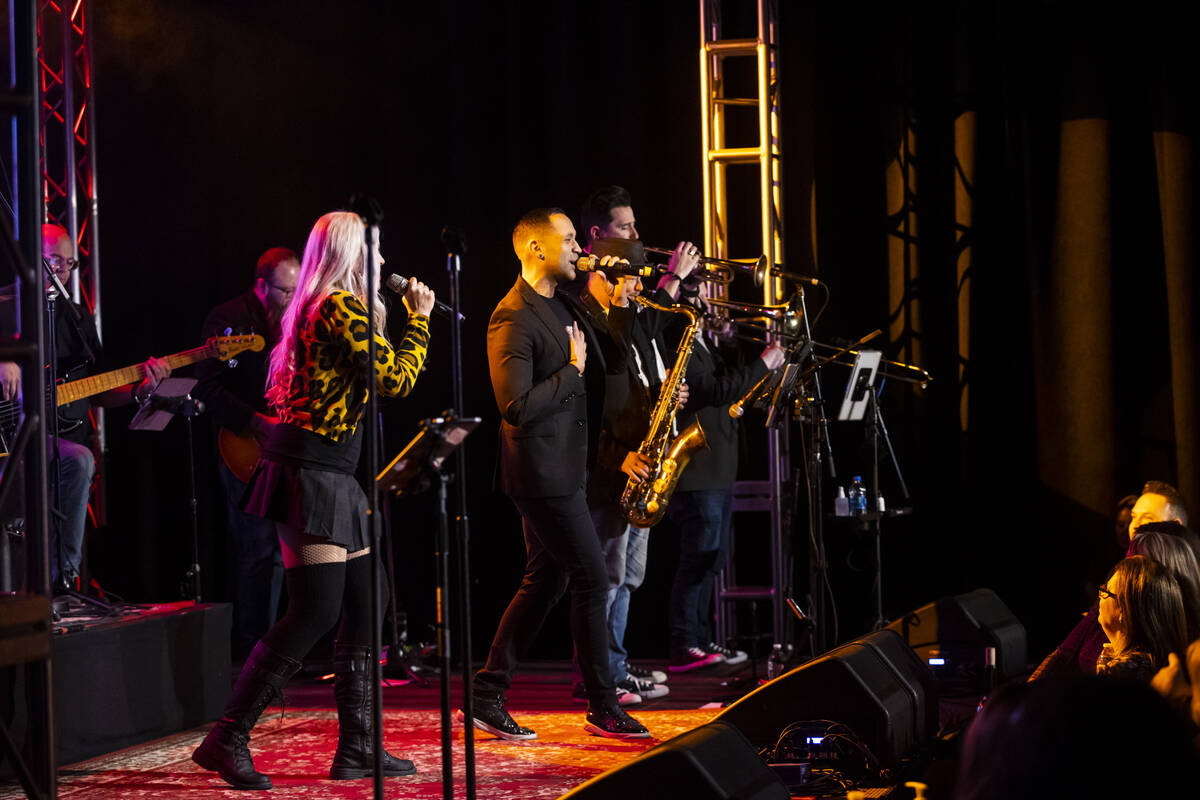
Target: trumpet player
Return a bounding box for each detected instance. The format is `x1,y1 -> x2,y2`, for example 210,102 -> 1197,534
665,284 -> 785,672
576,186 -> 701,696
467,207 -> 651,741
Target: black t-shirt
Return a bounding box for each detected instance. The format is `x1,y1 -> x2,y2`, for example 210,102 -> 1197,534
545,291 -> 576,329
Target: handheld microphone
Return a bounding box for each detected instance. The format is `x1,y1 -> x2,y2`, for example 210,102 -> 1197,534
574,255 -> 660,279
384,274 -> 464,321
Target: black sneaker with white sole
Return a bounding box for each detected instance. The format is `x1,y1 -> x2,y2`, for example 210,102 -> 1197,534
618,675 -> 669,701
571,681 -> 642,706
458,696 -> 537,741
625,662 -> 668,684
669,646 -> 724,672
704,641 -> 748,665
584,704 -> 651,739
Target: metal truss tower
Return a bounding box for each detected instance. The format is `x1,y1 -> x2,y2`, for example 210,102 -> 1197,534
2,1 -> 58,795
699,0 -> 792,650
37,0 -> 108,518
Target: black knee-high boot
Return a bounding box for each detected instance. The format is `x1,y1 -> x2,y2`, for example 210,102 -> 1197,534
193,640 -> 302,790
329,642 -> 417,779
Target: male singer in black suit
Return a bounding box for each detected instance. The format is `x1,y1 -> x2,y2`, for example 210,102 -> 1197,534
464,207 -> 651,741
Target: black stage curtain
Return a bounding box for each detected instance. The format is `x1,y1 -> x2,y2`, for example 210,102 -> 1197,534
788,1 -> 1199,652
82,1 -> 1198,660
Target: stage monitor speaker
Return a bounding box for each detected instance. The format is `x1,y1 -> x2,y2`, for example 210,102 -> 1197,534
714,629 -> 937,768
886,588 -> 1027,681
560,720 -> 789,800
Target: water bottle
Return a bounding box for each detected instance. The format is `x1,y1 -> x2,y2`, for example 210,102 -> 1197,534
834,486 -> 849,517
849,476 -> 867,515
767,643 -> 786,679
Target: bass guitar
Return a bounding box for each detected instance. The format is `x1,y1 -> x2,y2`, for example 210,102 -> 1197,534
217,426 -> 262,484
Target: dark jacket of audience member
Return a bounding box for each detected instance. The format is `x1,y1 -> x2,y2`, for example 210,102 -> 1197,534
957,677 -> 1199,800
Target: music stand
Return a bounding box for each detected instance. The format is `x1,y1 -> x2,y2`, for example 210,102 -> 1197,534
836,350 -> 881,422
377,412 -> 480,800
129,377 -> 205,602
833,350 -> 912,629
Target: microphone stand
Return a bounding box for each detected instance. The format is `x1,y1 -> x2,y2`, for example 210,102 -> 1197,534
378,410 -> 430,687
351,194 -> 386,800
41,260 -> 115,615
794,286 -> 835,654
129,387 -> 205,602
442,224 -> 476,800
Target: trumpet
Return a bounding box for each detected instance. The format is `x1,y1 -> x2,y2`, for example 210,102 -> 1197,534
576,254 -> 731,286
642,246 -> 763,285
644,246 -> 823,288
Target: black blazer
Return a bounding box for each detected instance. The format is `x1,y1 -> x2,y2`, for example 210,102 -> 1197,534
674,332 -> 769,492
488,277 -> 630,498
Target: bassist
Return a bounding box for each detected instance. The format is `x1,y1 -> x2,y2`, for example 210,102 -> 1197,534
0,224 -> 169,591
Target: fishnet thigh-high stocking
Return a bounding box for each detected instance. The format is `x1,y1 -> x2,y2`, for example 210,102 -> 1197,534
259,526 -> 349,660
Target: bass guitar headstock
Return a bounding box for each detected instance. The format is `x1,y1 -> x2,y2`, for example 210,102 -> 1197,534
209,334 -> 265,362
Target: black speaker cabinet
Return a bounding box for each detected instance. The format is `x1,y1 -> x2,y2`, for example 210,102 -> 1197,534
560,720 -> 789,800
714,629 -> 937,768
885,588 -> 1027,681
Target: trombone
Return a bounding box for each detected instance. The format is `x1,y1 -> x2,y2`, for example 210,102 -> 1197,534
810,340 -> 932,387
699,302 -> 932,387
703,294 -> 804,335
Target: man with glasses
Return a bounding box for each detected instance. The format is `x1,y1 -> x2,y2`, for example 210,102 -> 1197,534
194,247 -> 299,661
0,224 -> 169,591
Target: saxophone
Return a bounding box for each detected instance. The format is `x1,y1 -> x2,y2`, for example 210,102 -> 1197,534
619,296 -> 709,527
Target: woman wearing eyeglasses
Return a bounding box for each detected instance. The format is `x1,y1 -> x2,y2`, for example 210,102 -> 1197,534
1096,555 -> 1188,682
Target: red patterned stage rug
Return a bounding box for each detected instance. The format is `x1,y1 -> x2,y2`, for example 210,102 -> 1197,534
17,707 -> 718,799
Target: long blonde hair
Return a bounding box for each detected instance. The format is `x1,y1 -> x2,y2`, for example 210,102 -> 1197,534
265,211 -> 388,411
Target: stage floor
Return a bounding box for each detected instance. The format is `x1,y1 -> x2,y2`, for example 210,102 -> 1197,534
2,660 -> 751,799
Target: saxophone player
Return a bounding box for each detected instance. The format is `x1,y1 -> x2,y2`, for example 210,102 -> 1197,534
573,185 -> 702,698
465,207 -> 651,741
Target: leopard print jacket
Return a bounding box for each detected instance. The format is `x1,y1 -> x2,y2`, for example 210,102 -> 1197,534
276,290 -> 429,441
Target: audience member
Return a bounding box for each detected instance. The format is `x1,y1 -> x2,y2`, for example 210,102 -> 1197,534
1129,480 -> 1188,539
1032,492 -> 1199,682
1151,637 -> 1200,731
957,677 -> 1198,800
1128,530 -> 1200,641
1096,556 -> 1187,682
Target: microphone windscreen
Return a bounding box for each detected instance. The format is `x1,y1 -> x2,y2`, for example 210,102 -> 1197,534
385,274 -> 408,294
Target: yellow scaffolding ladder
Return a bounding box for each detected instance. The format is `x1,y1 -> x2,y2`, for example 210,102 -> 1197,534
700,0 -> 792,652
700,0 -> 785,307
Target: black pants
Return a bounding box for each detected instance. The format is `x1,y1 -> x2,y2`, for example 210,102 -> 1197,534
474,489 -> 616,705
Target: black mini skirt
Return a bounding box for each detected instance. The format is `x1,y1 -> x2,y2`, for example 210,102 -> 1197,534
242,422 -> 369,551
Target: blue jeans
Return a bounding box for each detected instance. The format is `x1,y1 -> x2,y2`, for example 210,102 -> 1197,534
219,460 -> 284,660
51,437 -> 94,582
666,489 -> 732,650
593,503 -> 649,683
